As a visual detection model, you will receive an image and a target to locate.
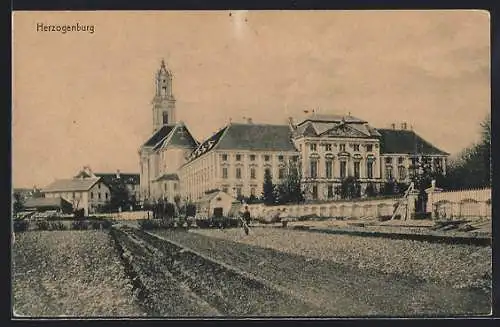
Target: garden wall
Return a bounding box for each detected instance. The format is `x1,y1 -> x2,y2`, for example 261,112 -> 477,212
246,197 -> 402,221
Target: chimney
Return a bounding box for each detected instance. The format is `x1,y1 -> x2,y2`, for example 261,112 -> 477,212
391,123 -> 396,130
401,122 -> 407,130
116,169 -> 121,179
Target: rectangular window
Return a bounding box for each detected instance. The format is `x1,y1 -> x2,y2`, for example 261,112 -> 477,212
98,193 -> 101,200
339,144 -> 346,152
250,154 -> 256,161
385,157 -> 393,164
250,187 -> 256,196
367,161 -> 374,179
105,193 -> 108,200
366,144 -> 373,152
327,185 -> 334,199
236,167 -> 242,179
386,166 -> 393,180
222,167 -> 228,179
278,155 -> 284,162
353,144 -> 360,152
340,161 -> 347,178
222,154 -> 228,161
250,168 -> 256,179
310,161 -> 318,178
325,160 -> 333,179
91,192 -> 94,199
324,144 -> 332,152
265,168 -> 272,178
222,187 -> 228,193
312,185 -> 318,200
398,157 -> 404,165
398,166 -> 407,180
310,143 -> 317,152
264,155 -> 270,162
236,154 -> 242,161
279,168 -> 286,179
98,184 -> 101,189
236,187 -> 242,197
354,161 -> 360,178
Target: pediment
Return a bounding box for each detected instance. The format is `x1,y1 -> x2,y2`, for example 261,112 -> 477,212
322,124 -> 368,138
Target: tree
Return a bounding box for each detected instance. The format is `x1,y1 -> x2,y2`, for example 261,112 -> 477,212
275,162 -> 304,205
339,176 -> 361,199
365,182 -> 377,198
444,114 -> 491,189
13,192 -> 24,214
262,168 -> 276,205
109,181 -> 130,212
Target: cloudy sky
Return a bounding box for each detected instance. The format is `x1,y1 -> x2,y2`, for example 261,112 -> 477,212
13,10 -> 490,188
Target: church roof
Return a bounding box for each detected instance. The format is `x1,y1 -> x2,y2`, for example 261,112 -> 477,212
378,129 -> 449,155
143,125 -> 175,147
186,123 -> 297,163
142,123 -> 198,151
43,177 -> 101,193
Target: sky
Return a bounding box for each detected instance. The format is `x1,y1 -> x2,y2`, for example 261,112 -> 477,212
12,10 -> 490,188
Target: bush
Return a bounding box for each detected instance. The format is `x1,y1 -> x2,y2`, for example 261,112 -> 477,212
36,221 -> 50,231
414,212 -> 431,220
196,219 -> 211,229
49,221 -> 67,230
14,220 -> 29,232
72,220 -> 90,230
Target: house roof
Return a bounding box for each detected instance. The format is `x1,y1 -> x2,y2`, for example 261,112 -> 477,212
298,113 -> 368,125
187,123 -> 297,163
294,120 -> 380,138
378,129 -> 449,155
94,173 -> 140,185
24,197 -> 72,209
43,177 -> 101,193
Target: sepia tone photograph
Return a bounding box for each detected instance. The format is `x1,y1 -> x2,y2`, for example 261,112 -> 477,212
11,10 -> 491,318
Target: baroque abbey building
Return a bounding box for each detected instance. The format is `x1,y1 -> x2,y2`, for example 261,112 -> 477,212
139,60 -> 449,204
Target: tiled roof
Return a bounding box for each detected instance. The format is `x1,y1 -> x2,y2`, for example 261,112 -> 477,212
24,197 -> 72,209
378,129 -> 449,155
95,173 -> 140,185
143,125 -> 175,147
43,178 -> 100,193
187,123 -> 297,163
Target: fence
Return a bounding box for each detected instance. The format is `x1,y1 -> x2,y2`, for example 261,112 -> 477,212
427,187 -> 491,220
95,210 -> 152,220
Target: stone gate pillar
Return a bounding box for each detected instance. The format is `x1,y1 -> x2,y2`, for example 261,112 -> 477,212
425,180 -> 442,219
406,190 -> 419,220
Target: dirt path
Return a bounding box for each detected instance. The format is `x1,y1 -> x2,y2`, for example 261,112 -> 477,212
152,229 -> 490,317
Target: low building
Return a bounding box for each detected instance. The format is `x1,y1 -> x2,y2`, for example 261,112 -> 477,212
42,176 -> 111,216
23,197 -> 73,214
194,190 -> 237,219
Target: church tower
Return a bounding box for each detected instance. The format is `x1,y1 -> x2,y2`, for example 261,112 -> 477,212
152,59 -> 176,132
